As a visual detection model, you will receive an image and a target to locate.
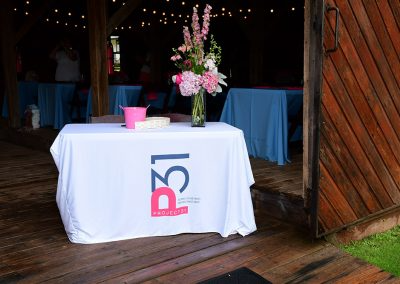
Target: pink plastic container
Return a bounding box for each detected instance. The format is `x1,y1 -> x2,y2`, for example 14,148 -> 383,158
122,107 -> 147,129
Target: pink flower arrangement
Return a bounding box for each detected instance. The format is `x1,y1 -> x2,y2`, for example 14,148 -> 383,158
171,4 -> 227,97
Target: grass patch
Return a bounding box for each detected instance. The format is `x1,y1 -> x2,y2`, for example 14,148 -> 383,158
341,226 -> 400,276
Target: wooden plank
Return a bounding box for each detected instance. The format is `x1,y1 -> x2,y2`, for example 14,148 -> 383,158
319,140 -> 365,220
107,0 -> 143,36
87,0 -> 109,116
323,57 -> 400,204
362,0 -> 400,87
319,162 -> 356,225
325,1 -> 400,158
0,0 -> 19,128
376,0 -> 400,57
318,192 -> 343,232
331,0 -> 400,138
321,80 -> 394,207
388,0 -> 400,30
320,105 -> 382,213
325,10 -> 400,168
0,141 -> 395,283
347,0 -> 400,110
146,230 -> 327,283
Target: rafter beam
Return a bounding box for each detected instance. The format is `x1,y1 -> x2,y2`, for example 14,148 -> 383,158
107,0 -> 142,36
15,0 -> 53,44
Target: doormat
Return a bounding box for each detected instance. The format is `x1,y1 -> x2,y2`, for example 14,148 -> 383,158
198,267 -> 272,284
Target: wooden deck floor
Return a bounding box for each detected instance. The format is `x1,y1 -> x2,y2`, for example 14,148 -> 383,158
1,140 -> 398,283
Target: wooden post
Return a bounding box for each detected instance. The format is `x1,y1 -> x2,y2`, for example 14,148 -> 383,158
87,0 -> 109,116
303,0 -> 324,237
0,0 -> 19,128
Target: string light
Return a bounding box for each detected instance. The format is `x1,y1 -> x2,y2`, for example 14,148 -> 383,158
13,1 -> 303,31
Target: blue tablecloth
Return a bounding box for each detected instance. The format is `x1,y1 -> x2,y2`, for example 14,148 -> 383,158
86,85 -> 143,121
38,83 -> 76,129
219,88 -> 303,165
2,81 -> 38,118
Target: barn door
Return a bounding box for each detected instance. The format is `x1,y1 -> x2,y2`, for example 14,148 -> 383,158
316,0 -> 400,236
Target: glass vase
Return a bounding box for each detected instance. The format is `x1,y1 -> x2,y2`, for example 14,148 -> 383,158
191,89 -> 206,127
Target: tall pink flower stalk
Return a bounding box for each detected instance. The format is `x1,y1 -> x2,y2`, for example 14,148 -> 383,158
191,7 -> 202,46
183,26 -> 193,49
201,5 -> 212,40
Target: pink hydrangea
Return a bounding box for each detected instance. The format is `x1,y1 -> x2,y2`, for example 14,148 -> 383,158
201,71 -> 219,94
179,71 -> 202,96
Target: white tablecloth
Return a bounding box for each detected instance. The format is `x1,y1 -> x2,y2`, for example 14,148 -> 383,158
50,122 -> 256,244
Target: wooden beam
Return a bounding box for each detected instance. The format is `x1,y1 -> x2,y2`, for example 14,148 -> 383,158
15,0 -> 53,44
87,0 -> 109,116
1,0 -> 20,127
303,0 -> 324,237
107,0 -> 142,36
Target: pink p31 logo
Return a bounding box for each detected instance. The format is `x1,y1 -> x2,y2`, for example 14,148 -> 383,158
151,154 -> 189,217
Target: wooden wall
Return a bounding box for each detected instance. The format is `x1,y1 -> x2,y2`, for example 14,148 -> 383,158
318,0 -> 400,235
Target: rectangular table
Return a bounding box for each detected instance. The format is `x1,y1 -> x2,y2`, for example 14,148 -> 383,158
2,81 -> 38,118
38,83 -> 76,129
50,122 -> 257,244
86,85 -> 143,121
219,88 -> 303,165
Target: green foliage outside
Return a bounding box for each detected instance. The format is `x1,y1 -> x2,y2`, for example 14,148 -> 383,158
341,226 -> 400,277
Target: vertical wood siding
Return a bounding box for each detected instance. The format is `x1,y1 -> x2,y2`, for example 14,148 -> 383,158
319,0 -> 400,234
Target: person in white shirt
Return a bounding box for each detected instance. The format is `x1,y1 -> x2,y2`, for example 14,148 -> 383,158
50,38 -> 81,82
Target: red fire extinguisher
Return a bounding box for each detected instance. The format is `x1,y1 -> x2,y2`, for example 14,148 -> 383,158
16,49 -> 22,74
107,42 -> 114,75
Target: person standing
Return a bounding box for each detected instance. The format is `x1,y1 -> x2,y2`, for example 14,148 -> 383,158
50,37 -> 81,82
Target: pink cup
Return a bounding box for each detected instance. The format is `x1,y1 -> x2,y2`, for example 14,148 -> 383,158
122,107 -> 147,129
